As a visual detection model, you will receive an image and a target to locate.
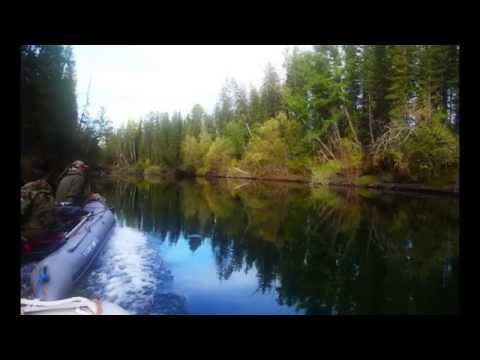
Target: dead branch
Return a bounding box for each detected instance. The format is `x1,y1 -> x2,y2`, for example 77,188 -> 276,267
317,137 -> 336,160
344,107 -> 360,145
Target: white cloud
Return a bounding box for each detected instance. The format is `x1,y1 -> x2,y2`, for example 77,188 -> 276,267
74,45 -> 312,128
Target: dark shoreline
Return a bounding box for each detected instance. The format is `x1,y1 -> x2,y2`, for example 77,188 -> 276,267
105,169 -> 459,198
204,175 -> 459,197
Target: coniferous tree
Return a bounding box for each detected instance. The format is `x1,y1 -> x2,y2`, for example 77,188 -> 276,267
187,105 -> 204,138
386,45 -> 411,125
361,45 -> 393,140
260,63 -> 283,119
248,86 -> 263,124
233,84 -> 249,123
215,80 -> 234,133
170,111 -> 184,164
343,45 -> 363,113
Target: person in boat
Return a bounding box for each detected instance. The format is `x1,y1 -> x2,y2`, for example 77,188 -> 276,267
55,159 -> 106,219
55,160 -> 92,206
21,179 -> 61,243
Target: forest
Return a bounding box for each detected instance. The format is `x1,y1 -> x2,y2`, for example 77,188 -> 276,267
21,45 -> 460,188
20,45 -> 112,183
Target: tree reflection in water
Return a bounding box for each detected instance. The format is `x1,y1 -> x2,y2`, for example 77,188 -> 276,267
95,177 -> 459,315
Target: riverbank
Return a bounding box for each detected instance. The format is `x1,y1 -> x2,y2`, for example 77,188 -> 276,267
105,165 -> 459,197
203,175 -> 458,197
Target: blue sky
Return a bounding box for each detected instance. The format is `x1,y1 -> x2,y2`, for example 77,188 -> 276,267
73,45 -> 312,128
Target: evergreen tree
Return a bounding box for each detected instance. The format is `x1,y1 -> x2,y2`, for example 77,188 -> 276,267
170,111 -> 184,164
361,45 -> 392,139
260,63 -> 283,119
233,84 -> 249,123
386,45 -> 411,125
343,45 -> 362,113
187,104 -> 204,138
203,113 -> 217,136
21,45 -> 82,173
215,80 -> 234,132
445,45 -> 460,130
248,86 -> 263,124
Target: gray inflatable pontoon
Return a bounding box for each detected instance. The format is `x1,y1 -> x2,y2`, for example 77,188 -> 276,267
31,200 -> 115,301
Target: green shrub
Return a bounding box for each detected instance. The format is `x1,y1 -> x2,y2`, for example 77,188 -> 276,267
287,157 -> 312,176
144,165 -> 166,176
181,132 -> 212,173
338,137 -> 363,177
240,116 -> 290,177
310,160 -> 342,184
310,137 -> 364,183
203,137 -> 236,174
123,163 -> 144,175
354,175 -> 381,186
224,121 -> 248,158
403,115 -> 459,181
371,112 -> 459,183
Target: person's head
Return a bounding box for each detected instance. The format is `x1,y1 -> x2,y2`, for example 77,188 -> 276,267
21,179 -> 52,197
71,160 -> 89,173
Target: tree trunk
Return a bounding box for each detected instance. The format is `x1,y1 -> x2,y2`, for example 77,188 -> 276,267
368,95 -> 375,145
344,107 -> 360,145
245,122 -> 253,138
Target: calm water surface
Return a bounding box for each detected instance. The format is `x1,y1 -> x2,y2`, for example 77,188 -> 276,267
72,177 -> 459,315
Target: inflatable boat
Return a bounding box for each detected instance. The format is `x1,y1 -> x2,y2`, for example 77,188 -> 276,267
30,200 -> 115,301
21,296 -> 129,315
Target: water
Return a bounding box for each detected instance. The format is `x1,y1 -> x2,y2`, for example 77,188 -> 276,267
71,177 -> 459,315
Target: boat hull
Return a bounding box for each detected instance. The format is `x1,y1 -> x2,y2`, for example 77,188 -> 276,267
30,201 -> 115,301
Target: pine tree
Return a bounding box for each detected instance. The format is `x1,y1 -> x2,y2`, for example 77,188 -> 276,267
188,104 -> 204,138
309,46 -> 344,129
215,80 -> 234,132
170,111 -> 184,164
158,113 -> 171,165
233,84 -> 249,123
283,48 -> 311,126
260,63 -> 283,119
248,86 -> 262,124
21,45 -> 81,169
343,45 -> 362,113
386,45 -> 411,125
445,45 -> 460,129
361,45 -> 392,140
203,114 -> 217,137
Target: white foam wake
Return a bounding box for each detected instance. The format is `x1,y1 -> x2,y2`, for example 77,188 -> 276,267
80,226 -> 167,314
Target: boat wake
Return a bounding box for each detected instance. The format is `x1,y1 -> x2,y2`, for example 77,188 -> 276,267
74,226 -> 176,314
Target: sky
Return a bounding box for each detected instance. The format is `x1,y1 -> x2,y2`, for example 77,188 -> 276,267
73,45 -> 312,128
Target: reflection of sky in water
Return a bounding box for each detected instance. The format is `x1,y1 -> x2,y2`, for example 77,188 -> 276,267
150,232 -> 302,315
88,179 -> 459,315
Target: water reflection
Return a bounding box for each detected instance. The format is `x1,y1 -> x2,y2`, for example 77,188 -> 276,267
95,177 -> 459,315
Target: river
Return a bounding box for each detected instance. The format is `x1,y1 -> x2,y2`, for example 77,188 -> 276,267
70,177 -> 459,315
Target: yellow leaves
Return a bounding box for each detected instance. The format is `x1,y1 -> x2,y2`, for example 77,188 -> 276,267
181,133 -> 212,173
203,137 -> 235,174
240,115 -> 291,177
354,175 -> 381,186
310,160 -> 342,185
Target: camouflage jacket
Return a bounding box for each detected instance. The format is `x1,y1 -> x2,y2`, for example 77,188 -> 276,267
55,167 -> 91,205
21,180 -> 59,240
